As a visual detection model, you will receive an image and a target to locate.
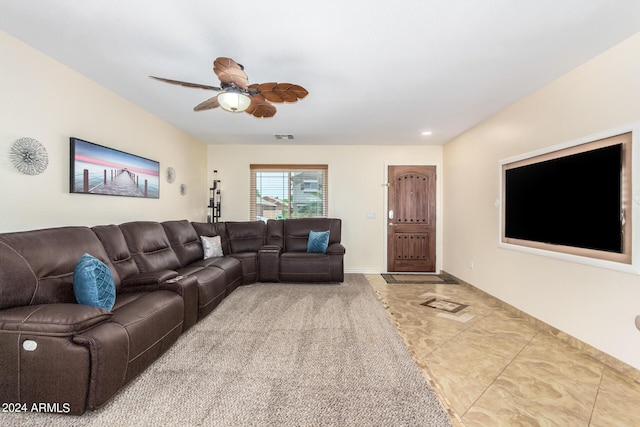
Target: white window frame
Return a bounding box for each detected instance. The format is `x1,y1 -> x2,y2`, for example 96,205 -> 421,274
250,164 -> 328,221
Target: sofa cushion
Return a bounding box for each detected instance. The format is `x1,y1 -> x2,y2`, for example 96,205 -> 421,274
92,224 -> 139,286
266,219 -> 284,247
191,222 -> 230,254
119,222 -> 181,272
201,235 -> 223,258
73,253 -> 116,311
175,266 -> 227,319
307,230 -> 330,253
228,252 -> 258,285
0,226 -> 117,309
110,290 -> 184,383
279,252 -> 333,282
120,270 -> 179,288
201,257 -> 244,292
161,220 -> 205,266
0,303 -> 112,335
225,221 -> 266,253
283,218 -> 341,252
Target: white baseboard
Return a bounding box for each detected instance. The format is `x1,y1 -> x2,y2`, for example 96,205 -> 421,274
344,269 -> 383,274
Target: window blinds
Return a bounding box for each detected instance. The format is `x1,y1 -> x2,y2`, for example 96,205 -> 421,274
250,164 -> 328,220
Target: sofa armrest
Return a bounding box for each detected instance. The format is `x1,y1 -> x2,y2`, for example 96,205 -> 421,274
0,304 -> 112,336
259,245 -> 282,253
73,321 -> 129,409
121,270 -> 178,287
327,242 -> 346,255
118,275 -> 198,331
165,275 -> 198,331
258,245 -> 281,282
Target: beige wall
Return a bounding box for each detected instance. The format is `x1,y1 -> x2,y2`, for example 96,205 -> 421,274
6,21 -> 637,373
206,144 -> 443,273
443,32 -> 640,369
0,31 -> 208,231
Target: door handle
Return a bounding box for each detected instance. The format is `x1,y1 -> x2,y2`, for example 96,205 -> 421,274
388,222 -> 395,227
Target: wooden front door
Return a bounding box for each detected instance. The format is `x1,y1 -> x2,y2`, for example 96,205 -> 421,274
387,165 -> 437,272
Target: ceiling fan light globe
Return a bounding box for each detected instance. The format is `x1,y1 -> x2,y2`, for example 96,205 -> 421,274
217,92 -> 251,113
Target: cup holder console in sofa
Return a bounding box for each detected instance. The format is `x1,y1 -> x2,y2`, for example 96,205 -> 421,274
0,218 -> 345,414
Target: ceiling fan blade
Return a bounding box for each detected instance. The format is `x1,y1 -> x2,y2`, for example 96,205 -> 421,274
287,84 -> 309,100
149,76 -> 221,91
246,94 -> 276,118
193,96 -> 220,111
256,82 -> 309,103
213,57 -> 249,89
214,56 -> 244,71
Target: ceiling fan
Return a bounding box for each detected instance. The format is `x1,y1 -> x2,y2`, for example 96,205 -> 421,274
150,57 -> 308,118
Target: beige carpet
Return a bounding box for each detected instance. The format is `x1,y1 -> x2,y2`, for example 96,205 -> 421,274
6,274 -> 452,426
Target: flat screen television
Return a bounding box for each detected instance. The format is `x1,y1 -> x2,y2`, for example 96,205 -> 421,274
70,137 -> 160,198
501,131 -> 632,265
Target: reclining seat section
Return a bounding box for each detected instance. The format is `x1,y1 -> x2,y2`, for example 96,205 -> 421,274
119,221 -> 229,320
162,220 -> 243,298
0,226 -> 184,414
272,218 -> 345,282
191,222 -> 250,288
92,224 -> 199,331
224,221 -> 267,284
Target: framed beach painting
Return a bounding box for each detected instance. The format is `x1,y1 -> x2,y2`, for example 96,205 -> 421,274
69,137 -> 160,198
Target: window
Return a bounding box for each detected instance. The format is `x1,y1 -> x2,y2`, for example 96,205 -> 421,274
250,164 -> 328,221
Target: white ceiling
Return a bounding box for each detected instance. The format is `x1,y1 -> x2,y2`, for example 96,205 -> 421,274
2,1 -> 640,146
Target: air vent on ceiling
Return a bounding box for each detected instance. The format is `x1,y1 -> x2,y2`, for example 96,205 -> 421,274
274,134 -> 294,140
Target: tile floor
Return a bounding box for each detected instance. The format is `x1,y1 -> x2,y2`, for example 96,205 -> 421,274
366,274 -> 640,427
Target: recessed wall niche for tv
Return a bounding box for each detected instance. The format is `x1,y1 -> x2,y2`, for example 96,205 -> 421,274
70,137 -> 160,198
500,131 -> 632,266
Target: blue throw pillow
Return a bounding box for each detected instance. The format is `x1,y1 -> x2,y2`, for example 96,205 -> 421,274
307,230 -> 330,253
73,253 -> 116,311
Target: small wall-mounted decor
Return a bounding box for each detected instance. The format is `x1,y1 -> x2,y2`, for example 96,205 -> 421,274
10,137 -> 48,175
180,183 -> 188,196
166,167 -> 176,183
70,137 -> 160,198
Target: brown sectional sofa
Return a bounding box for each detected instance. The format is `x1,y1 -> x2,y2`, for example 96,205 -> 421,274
0,218 -> 345,415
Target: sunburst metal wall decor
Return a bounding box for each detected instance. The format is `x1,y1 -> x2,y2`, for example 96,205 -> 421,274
10,137 -> 48,175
